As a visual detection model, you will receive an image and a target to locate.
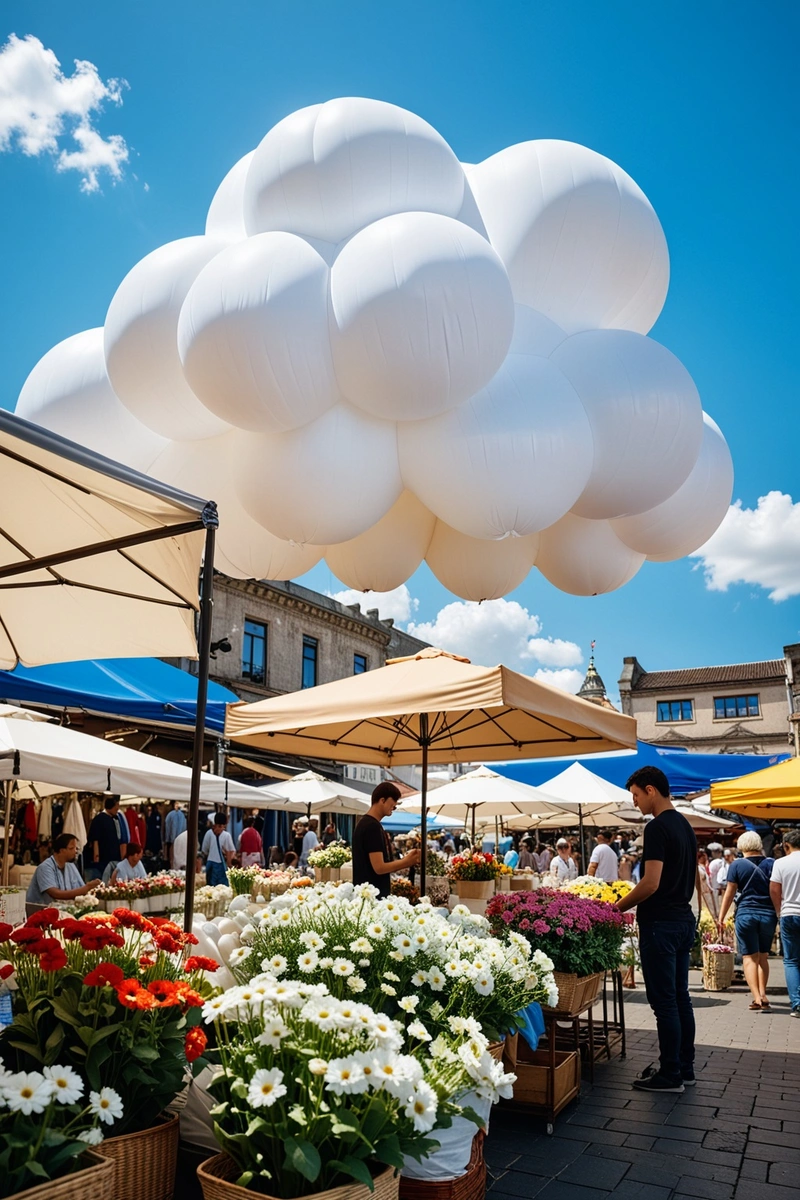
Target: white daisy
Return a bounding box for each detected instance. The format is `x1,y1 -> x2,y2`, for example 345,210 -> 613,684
405,1081 -> 438,1132
44,1064 -> 83,1105
247,1068 -> 287,1109
398,995 -> 419,1013
297,949 -> 319,973
407,1020 -> 431,1042
324,1057 -> 367,1095
331,958 -> 355,977
474,973 -> 494,996
89,1087 -> 124,1125
257,1016 -> 289,1047
3,1071 -> 53,1115
347,976 -> 366,993
267,955 -> 288,976
78,1127 -> 104,1145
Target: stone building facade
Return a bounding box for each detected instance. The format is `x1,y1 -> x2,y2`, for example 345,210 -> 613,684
618,644 -> 800,754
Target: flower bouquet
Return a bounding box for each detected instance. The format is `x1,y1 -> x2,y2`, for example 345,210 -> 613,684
447,852 -> 500,903
308,843 -> 352,884
199,975 -> 510,1199
487,888 -> 625,1014
0,1059 -> 123,1198
561,877 -> 633,905
229,865 -> 269,897
390,878 -> 419,904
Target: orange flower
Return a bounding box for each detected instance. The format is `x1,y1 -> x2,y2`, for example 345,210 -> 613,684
147,979 -> 180,1006
133,989 -> 157,1010
184,1026 -> 207,1063
112,908 -> 153,932
115,978 -> 143,1007
184,956 -> 219,973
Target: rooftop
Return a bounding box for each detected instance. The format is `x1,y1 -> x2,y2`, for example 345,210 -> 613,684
631,660 -> 786,691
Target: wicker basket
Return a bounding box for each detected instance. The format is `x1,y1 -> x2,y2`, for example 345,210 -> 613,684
0,886 -> 25,926
542,971 -> 604,1016
702,948 -> 734,991
399,1132 -> 485,1200
198,1155 -> 399,1200
455,881 -> 494,901
98,1111 -> 179,1200
11,1152 -> 114,1200
487,1040 -> 504,1062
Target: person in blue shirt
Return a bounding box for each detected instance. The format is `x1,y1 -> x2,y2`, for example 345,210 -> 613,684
718,831 -> 777,1011
26,834 -> 99,916
164,801 -> 187,868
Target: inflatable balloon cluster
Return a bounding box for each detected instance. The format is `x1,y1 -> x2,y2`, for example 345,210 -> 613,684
15,98 -> 734,600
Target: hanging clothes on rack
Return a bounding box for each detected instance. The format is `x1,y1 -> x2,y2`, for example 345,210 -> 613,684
63,796 -> 88,852
38,795 -> 53,841
126,806 -> 146,850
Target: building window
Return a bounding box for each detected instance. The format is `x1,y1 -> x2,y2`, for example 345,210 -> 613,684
714,694 -> 760,720
242,619 -> 267,685
302,635 -> 318,689
656,700 -> 694,723
354,653 -> 368,675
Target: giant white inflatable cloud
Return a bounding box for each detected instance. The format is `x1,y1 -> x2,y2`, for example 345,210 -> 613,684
14,97 -> 730,603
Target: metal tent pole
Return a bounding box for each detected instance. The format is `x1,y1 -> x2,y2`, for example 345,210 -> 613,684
184,516 -> 216,933
419,714 -> 430,896
2,781 -> 11,887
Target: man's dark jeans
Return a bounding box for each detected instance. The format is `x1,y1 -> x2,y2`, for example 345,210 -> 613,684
638,918 -> 696,1081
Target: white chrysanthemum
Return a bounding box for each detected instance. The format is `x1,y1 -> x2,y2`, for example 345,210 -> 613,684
201,995 -> 229,1023
332,957 -> 355,977
78,1127 -> 104,1145
266,954 -> 288,976
405,1080 -> 438,1132
350,938 -> 373,954
297,949 -> 320,973
426,967 -> 446,992
301,998 -> 343,1032
319,957 -> 335,970
228,946 -> 253,966
372,1052 -> 413,1099
347,975 -> 367,994
371,1017 -> 403,1049
324,1057 -> 368,1095
392,934 -> 415,957
265,983 -> 304,1008
407,1020 -> 431,1042
2,1071 -> 54,1115
368,922 -> 386,938
398,995 -> 419,1013
247,1067 -> 287,1108
89,1087 -> 124,1125
308,1057 -> 329,1075
443,960 -> 460,978
474,973 -> 494,996
44,1064 -> 83,1105
411,970 -> 428,988
380,983 -> 397,997
257,1015 -> 289,1047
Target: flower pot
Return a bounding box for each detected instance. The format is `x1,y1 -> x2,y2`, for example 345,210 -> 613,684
542,971 -> 604,1016
98,1111 -> 179,1200
702,948 -> 734,991
399,1131 -> 485,1199
455,881 -> 495,901
198,1154 -> 399,1200
10,1151 -> 114,1200
131,898 -> 149,914
510,875 -> 534,891
495,876 -> 511,893
314,867 -> 341,883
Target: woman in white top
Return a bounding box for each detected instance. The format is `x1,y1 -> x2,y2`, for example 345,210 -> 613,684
111,842 -> 147,885
550,838 -> 578,882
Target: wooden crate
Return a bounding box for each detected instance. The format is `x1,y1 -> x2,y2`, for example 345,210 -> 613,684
511,1045 -> 580,1110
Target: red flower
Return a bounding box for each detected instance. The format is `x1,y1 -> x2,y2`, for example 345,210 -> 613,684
39,944 -> 68,972
80,929 -> 125,952
147,979 -> 181,1006
21,937 -> 51,955
115,979 -> 143,1007
184,955 -> 219,973
25,907 -> 61,929
0,923 -> 15,942
184,933 -> 199,945
153,933 -> 182,954
0,963 -> 15,980
139,954 -> 156,968
59,918 -> 91,941
83,963 -> 125,988
184,1026 -> 207,1063
112,908 -> 153,931
10,926 -> 47,946
133,989 -> 157,1010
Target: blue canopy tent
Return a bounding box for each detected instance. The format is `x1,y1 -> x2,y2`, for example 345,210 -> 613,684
382,810 -> 463,834
494,741 -> 790,798
0,658 -> 239,735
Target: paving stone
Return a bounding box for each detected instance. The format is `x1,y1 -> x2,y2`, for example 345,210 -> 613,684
624,1162 -> 682,1192
738,1160 -> 768,1182
735,1183 -> 800,1200
674,1178 -> 735,1200
512,1141 -> 588,1174
742,1141 -> 800,1165
610,1184 -> 672,1200
623,1133 -> 656,1150
768,1162 -> 798,1187
702,1132 -> 745,1154
558,1156 -> 629,1190
608,1119 -> 704,1142
534,1183 -> 611,1200
486,1170 -> 550,1197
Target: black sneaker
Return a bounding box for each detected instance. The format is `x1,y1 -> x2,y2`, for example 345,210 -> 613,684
632,1064 -> 685,1093
681,1069 -> 696,1086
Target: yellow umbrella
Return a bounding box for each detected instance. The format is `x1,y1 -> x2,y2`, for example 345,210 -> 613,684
710,756 -> 800,820
225,648 -> 636,889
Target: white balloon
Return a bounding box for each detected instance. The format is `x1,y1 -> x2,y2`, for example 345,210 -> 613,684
104,236 -> 231,441
146,435 -> 323,580
325,491 -> 436,592
178,233 -> 338,432
399,348 -> 592,539
15,328 -> 167,471
536,513 -> 645,595
611,413 -> 734,561
468,140 -> 669,335
510,305 -> 568,357
425,521 -> 539,601
551,329 -> 703,519
205,150 -> 255,242
455,168 -> 489,237
235,402 -> 403,546
244,97 -> 465,244
330,212 -> 514,421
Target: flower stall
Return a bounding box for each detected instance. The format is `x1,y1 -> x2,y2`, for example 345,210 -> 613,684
0,908 -> 217,1200
446,852 -> 500,906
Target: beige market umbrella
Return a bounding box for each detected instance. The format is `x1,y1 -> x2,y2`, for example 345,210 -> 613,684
225,648 -> 637,890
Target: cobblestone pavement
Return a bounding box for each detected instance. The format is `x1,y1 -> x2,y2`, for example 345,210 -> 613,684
486,968 -> 800,1200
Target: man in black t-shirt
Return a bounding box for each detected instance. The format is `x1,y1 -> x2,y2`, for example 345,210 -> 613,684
616,766 -> 702,1094
352,782 -> 420,896
87,796 -> 127,881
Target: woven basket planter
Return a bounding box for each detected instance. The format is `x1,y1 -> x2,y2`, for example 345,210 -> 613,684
198,1155 -> 399,1200
10,1152 -> 114,1200
542,971 -> 604,1016
314,867 -> 341,883
495,876 -> 511,893
98,1111 -> 179,1200
702,948 -> 734,991
455,881 -> 495,901
398,1132 -> 485,1200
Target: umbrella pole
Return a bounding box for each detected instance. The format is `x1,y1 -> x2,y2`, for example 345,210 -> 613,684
2,781 -> 11,887
184,521 -> 216,933
471,804 -> 476,846
419,713 -> 429,896
579,805 -> 586,876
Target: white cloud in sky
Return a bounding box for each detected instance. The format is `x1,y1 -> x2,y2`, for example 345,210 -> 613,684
329,583 -> 419,624
407,597 -> 584,687
0,33 -> 128,192
532,668 -> 585,693
691,491 -> 800,602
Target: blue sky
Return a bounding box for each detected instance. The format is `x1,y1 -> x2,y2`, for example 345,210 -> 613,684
1,1 -> 799,697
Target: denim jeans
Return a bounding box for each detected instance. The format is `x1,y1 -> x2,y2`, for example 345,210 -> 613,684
206,860 -> 228,887
639,918 -> 697,1081
781,915 -> 800,1011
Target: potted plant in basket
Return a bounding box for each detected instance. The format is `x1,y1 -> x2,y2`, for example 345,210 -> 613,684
447,852 -> 500,902
0,909 -> 216,1200
0,1057 -> 123,1199
308,843 -> 352,883
487,888 -> 625,1015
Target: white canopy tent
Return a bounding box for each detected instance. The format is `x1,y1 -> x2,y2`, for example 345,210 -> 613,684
538,762 -> 637,813
0,409 -> 223,923
251,770 -> 371,815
